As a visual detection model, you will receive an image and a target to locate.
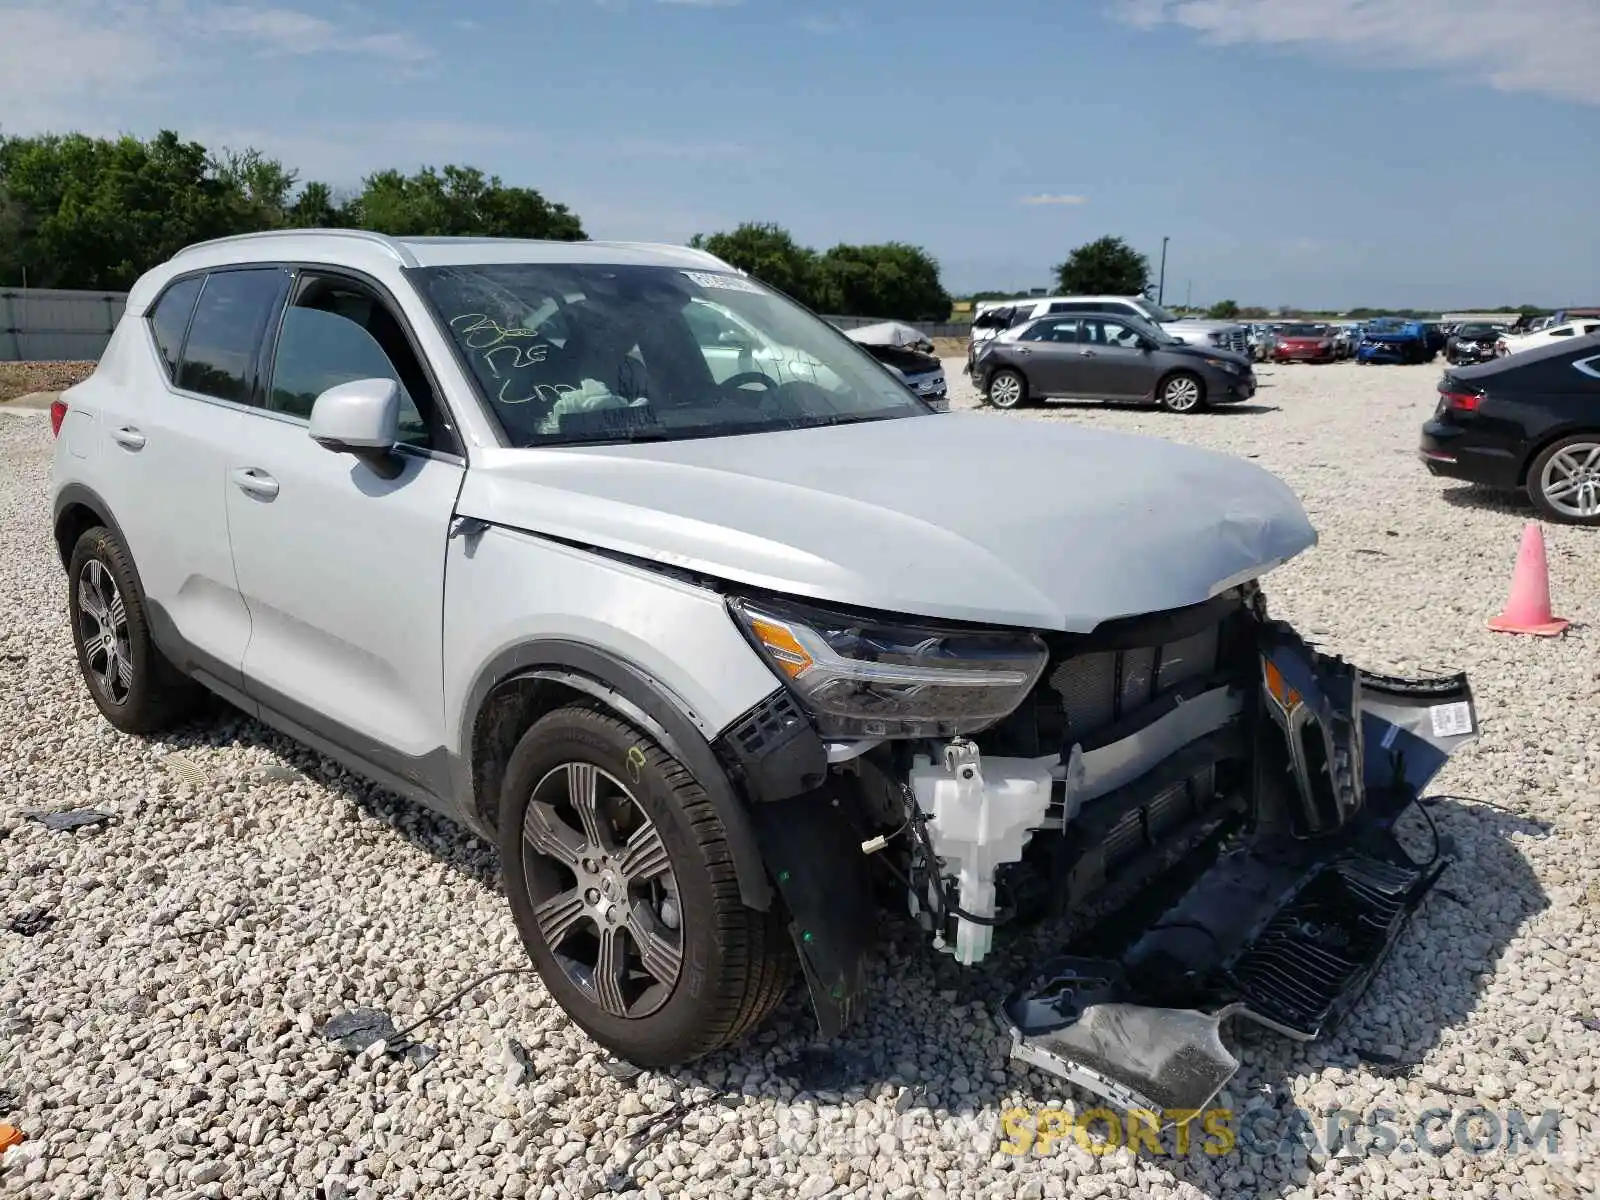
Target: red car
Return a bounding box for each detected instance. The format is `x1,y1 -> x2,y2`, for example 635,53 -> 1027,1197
1270,323 -> 1337,363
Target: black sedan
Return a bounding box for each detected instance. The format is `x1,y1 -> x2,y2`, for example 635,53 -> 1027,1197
1445,323 -> 1506,366
1420,332 -> 1600,524
973,312 -> 1256,414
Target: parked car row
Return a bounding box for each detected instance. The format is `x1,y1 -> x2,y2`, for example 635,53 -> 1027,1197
1421,330 -> 1600,524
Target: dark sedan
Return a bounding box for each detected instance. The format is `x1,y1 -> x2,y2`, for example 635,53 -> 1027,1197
1420,332 -> 1600,524
1445,323 -> 1506,366
973,311 -> 1256,414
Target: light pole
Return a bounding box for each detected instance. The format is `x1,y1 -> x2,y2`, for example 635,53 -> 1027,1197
1157,237 -> 1169,307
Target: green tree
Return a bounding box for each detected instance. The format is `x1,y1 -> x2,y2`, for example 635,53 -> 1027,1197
1053,235 -> 1149,297
1206,299 -> 1240,320
816,242 -> 951,321
689,222 -> 827,309
347,165 -> 584,240
0,130 -> 270,288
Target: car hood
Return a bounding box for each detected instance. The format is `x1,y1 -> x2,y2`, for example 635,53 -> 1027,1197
1164,319 -> 1246,334
1166,343 -> 1253,369
457,414 -> 1317,632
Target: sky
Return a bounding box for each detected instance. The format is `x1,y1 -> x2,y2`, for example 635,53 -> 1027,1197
2,0 -> 1598,310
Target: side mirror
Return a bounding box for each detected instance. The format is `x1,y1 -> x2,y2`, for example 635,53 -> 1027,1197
1137,336 -> 1157,352
309,377 -> 404,480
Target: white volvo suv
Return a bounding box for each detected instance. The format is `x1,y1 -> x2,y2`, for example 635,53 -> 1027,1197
50,231 -> 1477,1111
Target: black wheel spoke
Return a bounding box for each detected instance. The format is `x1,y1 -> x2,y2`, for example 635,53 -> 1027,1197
617,822 -> 670,885
533,887 -> 587,948
522,800 -> 585,869
595,926 -> 630,1017
627,901 -> 683,988
566,762 -> 610,852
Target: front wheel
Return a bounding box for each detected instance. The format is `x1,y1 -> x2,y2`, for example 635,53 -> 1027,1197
1528,436 -> 1600,526
986,368 -> 1028,410
1158,371 -> 1206,413
497,704 -> 794,1066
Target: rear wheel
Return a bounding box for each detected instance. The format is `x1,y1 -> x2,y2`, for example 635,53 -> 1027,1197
1158,371 -> 1206,413
1528,436 -> 1600,526
67,526 -> 202,734
987,369 -> 1027,410
497,704 -> 793,1066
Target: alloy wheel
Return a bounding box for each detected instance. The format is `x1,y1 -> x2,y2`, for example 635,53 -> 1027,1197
520,761 -> 684,1018
77,559 -> 132,705
989,373 -> 1023,409
1539,442 -> 1600,519
1163,376 -> 1202,412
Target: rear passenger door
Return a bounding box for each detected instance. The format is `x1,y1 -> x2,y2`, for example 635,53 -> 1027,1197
101,267 -> 289,693
222,269 -> 466,785
1012,318 -> 1083,395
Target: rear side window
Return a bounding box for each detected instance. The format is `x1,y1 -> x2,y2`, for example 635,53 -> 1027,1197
148,276 -> 202,378
177,269 -> 288,404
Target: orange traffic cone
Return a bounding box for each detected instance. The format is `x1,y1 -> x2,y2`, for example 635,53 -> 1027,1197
1488,522 -> 1568,636
0,1124 -> 24,1152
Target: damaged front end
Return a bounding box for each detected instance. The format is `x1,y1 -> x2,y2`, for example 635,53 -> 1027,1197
809,584 -> 1476,1116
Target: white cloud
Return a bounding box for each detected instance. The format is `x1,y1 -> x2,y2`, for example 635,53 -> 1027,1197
797,12 -> 857,34
0,6 -> 166,128
1111,0 -> 1600,105
198,5 -> 432,61
1021,194 -> 1089,205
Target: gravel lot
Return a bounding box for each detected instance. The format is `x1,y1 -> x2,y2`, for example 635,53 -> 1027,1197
3,361 -> 1599,1200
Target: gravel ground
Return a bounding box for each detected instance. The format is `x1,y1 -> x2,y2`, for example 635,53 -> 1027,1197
3,362 -> 1599,1200
0,364 -> 95,405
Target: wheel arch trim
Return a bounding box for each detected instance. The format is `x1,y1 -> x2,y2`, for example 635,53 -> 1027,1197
458,638 -> 775,911
52,482 -> 127,571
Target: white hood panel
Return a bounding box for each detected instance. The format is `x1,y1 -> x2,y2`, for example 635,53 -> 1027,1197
457,413 -> 1318,631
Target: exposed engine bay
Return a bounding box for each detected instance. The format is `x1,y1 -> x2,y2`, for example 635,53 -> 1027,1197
771,582 -> 1476,1116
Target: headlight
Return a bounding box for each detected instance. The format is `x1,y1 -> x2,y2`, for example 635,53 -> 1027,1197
1204,357 -> 1242,375
728,596 -> 1048,739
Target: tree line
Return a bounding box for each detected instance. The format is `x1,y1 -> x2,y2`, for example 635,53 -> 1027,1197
0,130 -> 954,320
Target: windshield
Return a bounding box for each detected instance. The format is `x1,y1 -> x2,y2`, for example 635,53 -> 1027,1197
1458,324 -> 1498,337
1280,324 -> 1328,336
1138,300 -> 1178,323
1119,312 -> 1181,345
414,263 -> 927,446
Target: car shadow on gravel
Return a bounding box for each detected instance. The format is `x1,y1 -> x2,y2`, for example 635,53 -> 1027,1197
1438,484 -> 1537,519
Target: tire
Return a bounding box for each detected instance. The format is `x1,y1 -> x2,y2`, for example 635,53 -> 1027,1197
986,369 -> 1028,410
1158,371 -> 1206,413
67,526 -> 202,734
497,704 -> 793,1067
1527,435 -> 1600,526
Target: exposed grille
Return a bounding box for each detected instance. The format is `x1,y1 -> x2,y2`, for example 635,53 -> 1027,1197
1216,328 -> 1249,354
1046,621 -> 1222,744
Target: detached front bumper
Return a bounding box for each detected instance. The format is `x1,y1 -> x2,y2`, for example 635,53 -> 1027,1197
1001,624 -> 1476,1116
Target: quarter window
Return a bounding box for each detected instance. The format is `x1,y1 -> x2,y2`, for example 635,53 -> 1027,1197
177,269 -> 288,404
148,275 -> 202,378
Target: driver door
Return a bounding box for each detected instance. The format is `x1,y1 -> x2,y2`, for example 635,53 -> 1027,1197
1077,317 -> 1152,400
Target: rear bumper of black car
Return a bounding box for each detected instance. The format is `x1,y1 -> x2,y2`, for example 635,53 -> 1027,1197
1419,419 -> 1523,488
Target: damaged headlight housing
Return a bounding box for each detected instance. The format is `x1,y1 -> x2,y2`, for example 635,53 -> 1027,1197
728,596 -> 1048,739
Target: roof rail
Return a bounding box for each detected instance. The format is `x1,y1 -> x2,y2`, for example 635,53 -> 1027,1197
170,228 -> 419,268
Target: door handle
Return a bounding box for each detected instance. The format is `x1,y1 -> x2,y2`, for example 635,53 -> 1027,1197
230,467 -> 279,500
1014,346 -> 1032,354
1078,350 -> 1097,357
110,425 -> 146,450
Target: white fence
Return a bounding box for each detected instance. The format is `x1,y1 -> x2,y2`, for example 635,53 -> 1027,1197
1,288 -> 129,362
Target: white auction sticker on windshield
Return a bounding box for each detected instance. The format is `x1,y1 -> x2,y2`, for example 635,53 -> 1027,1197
683,271 -> 764,294
1428,701 -> 1474,738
